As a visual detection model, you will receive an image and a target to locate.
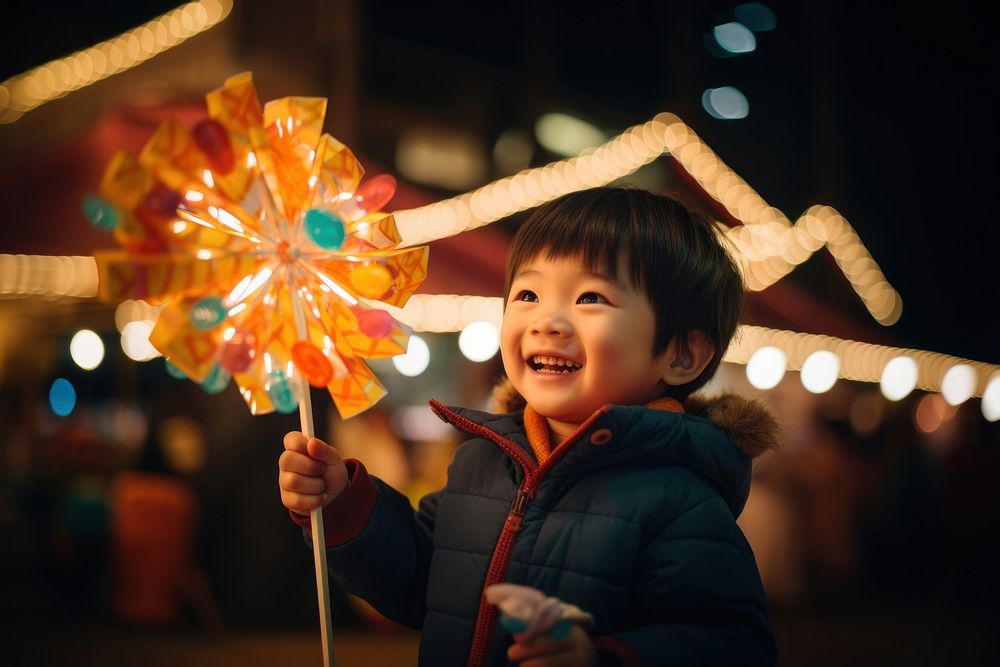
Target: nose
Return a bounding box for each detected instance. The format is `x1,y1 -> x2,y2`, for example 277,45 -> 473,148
530,310 -> 573,337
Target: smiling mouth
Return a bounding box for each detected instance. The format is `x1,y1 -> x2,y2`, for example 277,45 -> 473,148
528,354 -> 583,374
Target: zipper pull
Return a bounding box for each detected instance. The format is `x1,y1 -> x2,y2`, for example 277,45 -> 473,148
511,488 -> 531,516
507,487 -> 531,532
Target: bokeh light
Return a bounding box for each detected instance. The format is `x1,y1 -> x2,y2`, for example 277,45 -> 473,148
158,416 -> 207,474
800,350 -> 840,393
0,0 -> 233,124
880,356 -> 918,401
940,364 -> 975,406
982,373 -> 1000,422
493,128 -> 535,175
70,329 -> 105,370
734,2 -> 777,31
746,346 -> 786,389
914,393 -> 958,434
534,113 -> 607,156
121,320 -> 161,361
713,22 -> 757,53
392,335 -> 430,377
458,321 -> 500,362
849,390 -> 884,436
701,87 -> 750,120
49,378 -> 77,417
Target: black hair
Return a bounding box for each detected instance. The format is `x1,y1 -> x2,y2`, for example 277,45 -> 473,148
504,186 -> 744,399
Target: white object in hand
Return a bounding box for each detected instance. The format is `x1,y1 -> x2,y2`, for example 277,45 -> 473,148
485,583 -> 594,644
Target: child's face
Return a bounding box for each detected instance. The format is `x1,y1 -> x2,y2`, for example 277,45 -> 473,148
501,254 -> 669,437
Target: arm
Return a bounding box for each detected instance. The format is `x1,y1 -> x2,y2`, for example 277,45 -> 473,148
279,432 -> 439,629
321,474 -> 439,629
595,487 -> 777,667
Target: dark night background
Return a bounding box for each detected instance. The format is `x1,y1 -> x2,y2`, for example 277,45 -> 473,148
1,2 -> 998,665
2,0 -> 997,363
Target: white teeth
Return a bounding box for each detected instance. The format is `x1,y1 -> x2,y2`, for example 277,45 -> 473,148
530,355 -> 582,371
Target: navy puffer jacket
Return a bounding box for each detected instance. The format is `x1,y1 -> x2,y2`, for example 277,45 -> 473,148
316,394 -> 779,666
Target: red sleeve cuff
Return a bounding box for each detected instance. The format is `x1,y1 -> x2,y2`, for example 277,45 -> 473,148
287,458 -> 377,547
593,635 -> 640,667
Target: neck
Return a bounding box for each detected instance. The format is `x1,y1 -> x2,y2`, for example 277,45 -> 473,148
545,418 -> 576,442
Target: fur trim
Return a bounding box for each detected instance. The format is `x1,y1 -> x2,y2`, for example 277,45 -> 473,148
684,392 -> 781,458
491,376 -> 526,414
491,379 -> 780,459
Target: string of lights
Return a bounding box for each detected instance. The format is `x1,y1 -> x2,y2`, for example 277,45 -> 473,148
6,256 -> 996,418
394,112 -> 901,326
0,11 -> 985,416
0,0 -> 233,124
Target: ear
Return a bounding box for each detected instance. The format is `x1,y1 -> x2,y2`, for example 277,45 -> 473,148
659,331 -> 715,387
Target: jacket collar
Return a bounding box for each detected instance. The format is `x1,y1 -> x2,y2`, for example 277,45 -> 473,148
431,393 -> 779,519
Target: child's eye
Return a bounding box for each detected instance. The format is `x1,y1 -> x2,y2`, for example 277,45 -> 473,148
513,290 -> 538,302
577,292 -> 607,305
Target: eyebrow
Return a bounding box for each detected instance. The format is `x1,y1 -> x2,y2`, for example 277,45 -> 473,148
514,268 -> 619,282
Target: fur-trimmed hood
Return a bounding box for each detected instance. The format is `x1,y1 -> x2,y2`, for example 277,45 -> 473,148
491,377 -> 780,460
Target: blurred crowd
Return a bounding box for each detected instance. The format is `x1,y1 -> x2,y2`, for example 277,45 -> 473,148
2,360 -> 998,640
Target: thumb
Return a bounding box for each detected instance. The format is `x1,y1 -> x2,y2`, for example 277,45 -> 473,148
307,438 -> 349,501
306,437 -> 342,465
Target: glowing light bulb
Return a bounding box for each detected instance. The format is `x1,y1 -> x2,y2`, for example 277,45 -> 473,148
458,321 -> 500,362
880,356 -> 917,401
701,87 -> 749,120
392,335 -> 430,377
734,2 -> 778,31
941,364 -> 975,406
49,378 -> 77,417
982,374 -> 1000,422
121,320 -> 160,361
746,346 -> 786,389
70,329 -> 105,370
801,350 -> 840,393
713,22 -> 757,54
534,113 -> 607,157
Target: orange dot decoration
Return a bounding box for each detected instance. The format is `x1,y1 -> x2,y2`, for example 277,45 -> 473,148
292,341 -> 335,387
87,72 -> 429,418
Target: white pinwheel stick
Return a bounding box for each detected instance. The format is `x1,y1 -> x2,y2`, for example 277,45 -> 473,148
289,271 -> 335,667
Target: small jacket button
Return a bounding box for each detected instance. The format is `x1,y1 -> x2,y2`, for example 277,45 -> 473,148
590,428 -> 613,446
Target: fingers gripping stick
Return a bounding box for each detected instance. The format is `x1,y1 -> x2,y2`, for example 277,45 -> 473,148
485,583 -> 594,643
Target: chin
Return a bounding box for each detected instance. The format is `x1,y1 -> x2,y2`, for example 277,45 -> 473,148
531,402 -> 592,424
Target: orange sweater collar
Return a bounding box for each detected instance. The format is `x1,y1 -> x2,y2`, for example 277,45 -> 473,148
523,397 -> 684,464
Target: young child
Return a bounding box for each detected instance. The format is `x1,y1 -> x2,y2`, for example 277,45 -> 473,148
279,187 -> 779,666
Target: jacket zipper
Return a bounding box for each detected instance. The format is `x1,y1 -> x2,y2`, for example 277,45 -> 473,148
430,401 -> 609,667
465,485 -> 533,667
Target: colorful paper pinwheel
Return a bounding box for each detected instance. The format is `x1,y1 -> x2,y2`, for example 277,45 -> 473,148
86,71 -> 428,420
84,72 -> 429,665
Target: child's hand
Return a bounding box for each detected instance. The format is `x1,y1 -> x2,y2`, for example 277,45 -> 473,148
506,625 -> 598,667
278,431 -> 348,514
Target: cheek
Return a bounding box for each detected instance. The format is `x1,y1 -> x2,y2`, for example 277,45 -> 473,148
499,319 -> 520,371
588,320 -> 653,369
